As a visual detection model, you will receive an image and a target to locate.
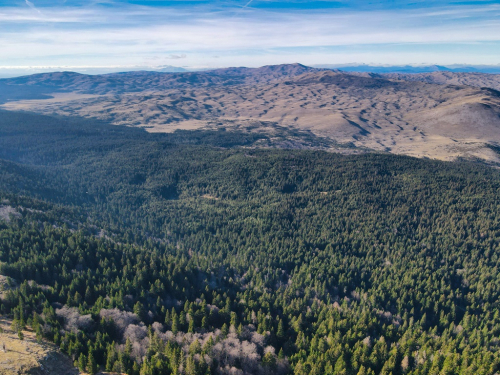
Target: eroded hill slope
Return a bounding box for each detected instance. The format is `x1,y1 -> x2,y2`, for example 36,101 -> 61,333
1,65 -> 500,163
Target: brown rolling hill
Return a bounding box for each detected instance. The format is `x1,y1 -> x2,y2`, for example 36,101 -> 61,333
1,64 -> 500,163
378,71 -> 500,91
0,63 -> 318,95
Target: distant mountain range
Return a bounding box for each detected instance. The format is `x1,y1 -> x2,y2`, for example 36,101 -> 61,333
0,65 -> 188,78
2,63 -> 500,79
316,64 -> 500,74
0,64 -> 318,96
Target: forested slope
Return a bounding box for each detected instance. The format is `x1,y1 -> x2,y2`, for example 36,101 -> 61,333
1,111 -> 500,375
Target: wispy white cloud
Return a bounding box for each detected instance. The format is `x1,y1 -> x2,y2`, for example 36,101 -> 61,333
24,0 -> 42,14
3,6 -> 498,46
0,2 -> 499,69
167,54 -> 186,59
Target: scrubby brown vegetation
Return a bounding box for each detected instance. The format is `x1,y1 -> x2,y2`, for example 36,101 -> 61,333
2,65 -> 500,162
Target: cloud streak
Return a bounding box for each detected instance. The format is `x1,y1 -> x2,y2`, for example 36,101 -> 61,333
0,2 -> 499,69
24,0 -> 42,14
167,54 -> 186,59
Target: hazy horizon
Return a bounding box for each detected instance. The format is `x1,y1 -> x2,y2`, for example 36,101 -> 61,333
2,62 -> 500,79
1,0 -> 499,77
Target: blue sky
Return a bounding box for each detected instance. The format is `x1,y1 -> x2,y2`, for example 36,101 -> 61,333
0,0 -> 499,75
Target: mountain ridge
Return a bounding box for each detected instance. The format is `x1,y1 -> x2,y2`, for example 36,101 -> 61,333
315,64 -> 500,74
0,63 -> 319,95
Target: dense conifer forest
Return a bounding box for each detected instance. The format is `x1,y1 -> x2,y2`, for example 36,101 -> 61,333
1,111 -> 500,374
